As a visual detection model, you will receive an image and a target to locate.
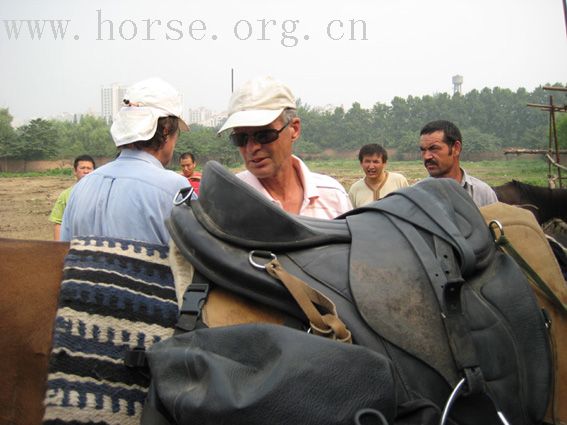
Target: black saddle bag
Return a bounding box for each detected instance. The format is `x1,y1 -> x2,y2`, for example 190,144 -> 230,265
141,323 -> 441,425
159,161 -> 552,425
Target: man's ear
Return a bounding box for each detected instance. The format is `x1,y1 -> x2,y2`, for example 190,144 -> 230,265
453,140 -> 462,157
290,117 -> 301,142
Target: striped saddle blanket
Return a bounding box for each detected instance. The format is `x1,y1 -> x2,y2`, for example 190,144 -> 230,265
42,237 -> 178,425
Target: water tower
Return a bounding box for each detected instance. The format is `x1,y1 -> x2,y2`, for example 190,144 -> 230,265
452,75 -> 463,95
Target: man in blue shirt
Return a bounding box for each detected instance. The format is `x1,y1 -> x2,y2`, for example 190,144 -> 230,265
61,78 -> 192,245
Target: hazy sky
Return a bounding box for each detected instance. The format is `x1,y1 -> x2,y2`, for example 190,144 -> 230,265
1,0 -> 566,124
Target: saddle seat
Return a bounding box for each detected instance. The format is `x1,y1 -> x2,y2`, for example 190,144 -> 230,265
186,161 -> 351,249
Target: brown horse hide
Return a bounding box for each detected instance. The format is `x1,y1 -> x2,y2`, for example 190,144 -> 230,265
480,204 -> 567,425
493,180 -> 567,224
0,239 -> 69,425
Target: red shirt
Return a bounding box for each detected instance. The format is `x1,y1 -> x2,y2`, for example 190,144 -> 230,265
187,171 -> 202,196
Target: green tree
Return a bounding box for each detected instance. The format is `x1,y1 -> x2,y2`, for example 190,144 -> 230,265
0,108 -> 17,158
461,127 -> 503,154
556,114 -> 567,149
74,116 -> 115,157
175,125 -> 240,167
341,102 -> 374,150
16,119 -> 59,161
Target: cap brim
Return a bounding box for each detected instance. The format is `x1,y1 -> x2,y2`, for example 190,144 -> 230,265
217,109 -> 284,134
178,118 -> 189,132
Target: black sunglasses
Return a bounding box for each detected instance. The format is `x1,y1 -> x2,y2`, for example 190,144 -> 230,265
229,120 -> 290,147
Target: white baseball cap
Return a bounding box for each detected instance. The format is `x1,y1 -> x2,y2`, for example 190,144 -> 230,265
111,77 -> 189,147
217,76 -> 296,134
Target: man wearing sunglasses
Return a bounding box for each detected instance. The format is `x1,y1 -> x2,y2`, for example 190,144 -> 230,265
218,76 -> 352,218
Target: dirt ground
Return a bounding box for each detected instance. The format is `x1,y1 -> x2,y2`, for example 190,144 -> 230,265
0,176 -> 73,240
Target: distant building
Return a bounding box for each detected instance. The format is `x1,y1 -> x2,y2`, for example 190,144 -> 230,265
188,107 -> 213,125
48,112 -> 84,123
201,113 -> 227,128
188,107 -> 226,128
101,83 -> 127,124
313,104 -> 343,114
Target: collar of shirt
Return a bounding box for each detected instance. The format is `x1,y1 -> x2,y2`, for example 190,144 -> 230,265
117,149 -> 165,169
292,155 -> 320,204
460,168 -> 473,189
237,155 -> 320,209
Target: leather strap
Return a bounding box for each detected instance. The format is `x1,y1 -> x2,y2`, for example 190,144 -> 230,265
391,216 -> 485,395
493,232 -> 567,315
265,259 -> 352,343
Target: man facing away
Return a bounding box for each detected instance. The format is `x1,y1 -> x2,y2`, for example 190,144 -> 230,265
348,143 -> 408,208
179,152 -> 202,196
61,77 -> 192,245
419,120 -> 497,208
49,155 -> 95,240
217,76 -> 352,218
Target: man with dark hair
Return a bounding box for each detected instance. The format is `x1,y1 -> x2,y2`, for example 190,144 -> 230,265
419,120 -> 497,207
61,78 -> 192,245
348,143 -> 408,208
179,152 -> 202,195
49,154 -> 96,240
217,76 -> 351,218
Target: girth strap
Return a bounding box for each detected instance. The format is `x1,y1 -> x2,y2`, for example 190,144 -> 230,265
391,216 -> 485,396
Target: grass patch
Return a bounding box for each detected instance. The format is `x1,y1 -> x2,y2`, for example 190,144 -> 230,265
306,158 -> 550,190
0,168 -> 73,178
1,158 -> 552,188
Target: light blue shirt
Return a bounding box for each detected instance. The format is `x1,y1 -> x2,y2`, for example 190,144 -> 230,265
461,168 -> 498,207
61,149 -> 191,245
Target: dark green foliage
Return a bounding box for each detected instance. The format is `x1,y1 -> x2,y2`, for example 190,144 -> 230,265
556,114 -> 567,149
17,119 -> 59,160
0,108 -> 17,158
175,125 -> 240,167
1,84 -> 564,165
297,84 -> 565,155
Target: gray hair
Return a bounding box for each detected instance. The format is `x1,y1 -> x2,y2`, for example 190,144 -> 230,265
282,108 -> 297,122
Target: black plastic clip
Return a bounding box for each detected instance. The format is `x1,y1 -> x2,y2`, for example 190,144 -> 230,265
176,283 -> 209,333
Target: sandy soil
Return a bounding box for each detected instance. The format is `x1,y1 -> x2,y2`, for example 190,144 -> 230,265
0,176 -> 73,240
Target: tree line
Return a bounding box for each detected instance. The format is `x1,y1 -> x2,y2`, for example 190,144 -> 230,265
0,84 -> 565,167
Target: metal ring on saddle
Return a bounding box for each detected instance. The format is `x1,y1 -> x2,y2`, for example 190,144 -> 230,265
354,408 -> 389,425
249,250 -> 277,269
173,186 -> 195,206
488,219 -> 504,242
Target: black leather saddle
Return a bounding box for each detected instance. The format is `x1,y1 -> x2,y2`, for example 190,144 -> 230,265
167,161 -> 551,425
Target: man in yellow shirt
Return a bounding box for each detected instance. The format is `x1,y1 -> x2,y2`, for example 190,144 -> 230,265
49,155 -> 95,240
348,144 -> 408,208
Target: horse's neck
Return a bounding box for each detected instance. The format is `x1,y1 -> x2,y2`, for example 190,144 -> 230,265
550,188 -> 567,221
524,185 -> 567,223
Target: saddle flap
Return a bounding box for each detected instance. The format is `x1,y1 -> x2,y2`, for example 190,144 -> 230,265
347,211 -> 459,386
342,179 -> 495,277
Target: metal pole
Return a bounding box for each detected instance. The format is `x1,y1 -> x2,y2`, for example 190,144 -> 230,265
550,95 -> 563,188
231,68 -> 234,93
563,0 -> 567,38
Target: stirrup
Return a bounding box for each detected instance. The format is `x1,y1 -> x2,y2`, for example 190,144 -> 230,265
440,378 -> 511,425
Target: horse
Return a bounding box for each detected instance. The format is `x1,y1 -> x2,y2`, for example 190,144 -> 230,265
1,169 -> 566,424
492,180 -> 567,225
0,238 -> 69,425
